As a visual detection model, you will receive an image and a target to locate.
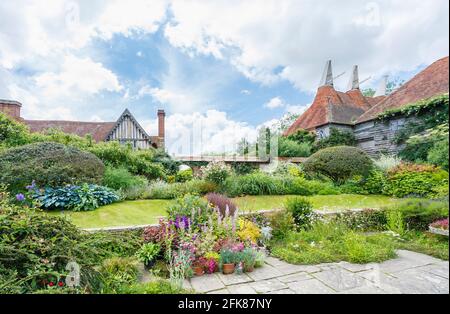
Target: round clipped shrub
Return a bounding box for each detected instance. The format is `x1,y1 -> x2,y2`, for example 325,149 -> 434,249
201,161 -> 232,185
0,142 -> 104,192
303,146 -> 373,183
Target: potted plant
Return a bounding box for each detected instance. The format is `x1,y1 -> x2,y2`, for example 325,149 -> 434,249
136,243 -> 161,269
192,257 -> 207,276
429,218 -> 449,236
241,248 -> 257,272
220,249 -> 236,275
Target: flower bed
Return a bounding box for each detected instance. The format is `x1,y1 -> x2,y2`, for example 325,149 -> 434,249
138,194 -> 270,285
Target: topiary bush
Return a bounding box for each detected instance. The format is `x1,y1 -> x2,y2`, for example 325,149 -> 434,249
0,142 -> 104,193
303,146 -> 373,183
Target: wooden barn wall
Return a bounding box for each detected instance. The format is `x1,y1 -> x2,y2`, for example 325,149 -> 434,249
354,115 -> 420,157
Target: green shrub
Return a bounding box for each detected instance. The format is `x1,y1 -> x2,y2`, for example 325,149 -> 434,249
201,161 -> 232,185
331,209 -> 387,231
387,199 -> 449,231
166,194 -> 211,225
383,163 -> 449,198
136,243 -> 161,266
175,168 -> 194,183
0,142 -> 104,193
231,162 -> 258,175
0,113 -> 31,147
303,146 -> 373,183
312,128 -> 357,152
268,210 -> 295,240
427,138 -> 449,171
364,170 -> 387,194
97,257 -> 139,293
287,129 -> 316,145
223,172 -> 284,197
31,184 -> 120,211
103,166 -> 148,191
285,197 -> 314,229
278,137 -> 312,157
142,179 -> 217,200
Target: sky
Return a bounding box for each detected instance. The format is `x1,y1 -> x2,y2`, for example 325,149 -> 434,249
0,0 -> 448,155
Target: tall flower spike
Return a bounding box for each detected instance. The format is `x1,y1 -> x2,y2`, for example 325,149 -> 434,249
217,207 -> 222,225
225,205 -> 230,218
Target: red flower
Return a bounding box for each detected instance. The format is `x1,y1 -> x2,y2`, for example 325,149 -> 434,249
48,282 -> 55,287
58,281 -> 64,287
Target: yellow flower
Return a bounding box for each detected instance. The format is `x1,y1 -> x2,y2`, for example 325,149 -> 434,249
237,219 -> 261,243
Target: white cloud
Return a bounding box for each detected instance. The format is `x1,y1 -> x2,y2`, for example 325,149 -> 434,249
241,89 -> 251,95
286,104 -> 309,115
165,0 -> 449,92
264,97 -> 285,109
35,55 -> 122,98
156,110 -> 258,155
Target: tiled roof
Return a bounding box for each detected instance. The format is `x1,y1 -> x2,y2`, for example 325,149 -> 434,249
356,56 -> 449,123
24,120 -> 116,142
284,86 -> 378,135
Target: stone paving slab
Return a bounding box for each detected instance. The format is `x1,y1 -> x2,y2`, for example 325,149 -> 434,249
313,268 -> 367,292
249,278 -> 288,293
190,274 -> 225,293
186,251 -> 449,294
287,279 -> 336,294
278,272 -> 313,283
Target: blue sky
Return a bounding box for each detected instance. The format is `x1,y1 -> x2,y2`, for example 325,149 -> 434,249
0,0 -> 448,155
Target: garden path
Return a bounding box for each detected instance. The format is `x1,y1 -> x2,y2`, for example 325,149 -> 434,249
184,250 -> 448,294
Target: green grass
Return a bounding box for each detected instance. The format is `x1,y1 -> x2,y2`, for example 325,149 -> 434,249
49,194 -> 414,229
270,224 -> 449,265
49,200 -> 173,229
234,194 -> 408,212
270,222 -> 397,264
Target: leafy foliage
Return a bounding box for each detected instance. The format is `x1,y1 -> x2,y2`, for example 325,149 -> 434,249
387,199 -> 449,231
427,138 -> 449,170
0,113 -> 30,147
278,137 -> 312,157
303,146 -> 373,183
103,166 -> 148,191
31,184 -> 120,211
0,142 -> 104,193
0,189 -> 142,294
312,128 -> 357,152
201,161 -> 232,185
270,222 -> 396,264
285,197 -> 314,229
383,163 -> 448,198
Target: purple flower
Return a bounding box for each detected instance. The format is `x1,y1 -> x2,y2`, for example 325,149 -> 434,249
26,180 -> 36,190
16,193 -> 25,202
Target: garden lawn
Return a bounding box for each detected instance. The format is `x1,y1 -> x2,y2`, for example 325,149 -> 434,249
48,200 -> 173,229
49,194 -> 412,229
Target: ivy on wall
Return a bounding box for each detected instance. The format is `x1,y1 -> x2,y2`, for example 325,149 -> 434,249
377,93 -> 449,164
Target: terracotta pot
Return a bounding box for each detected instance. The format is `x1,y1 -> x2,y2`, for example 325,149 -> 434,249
222,263 -> 235,275
244,265 -> 254,273
193,266 -> 204,276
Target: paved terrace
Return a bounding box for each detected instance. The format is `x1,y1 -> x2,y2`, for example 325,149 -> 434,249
182,250 -> 449,294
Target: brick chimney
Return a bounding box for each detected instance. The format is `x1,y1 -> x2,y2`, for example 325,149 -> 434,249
157,109 -> 165,149
0,99 -> 22,120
